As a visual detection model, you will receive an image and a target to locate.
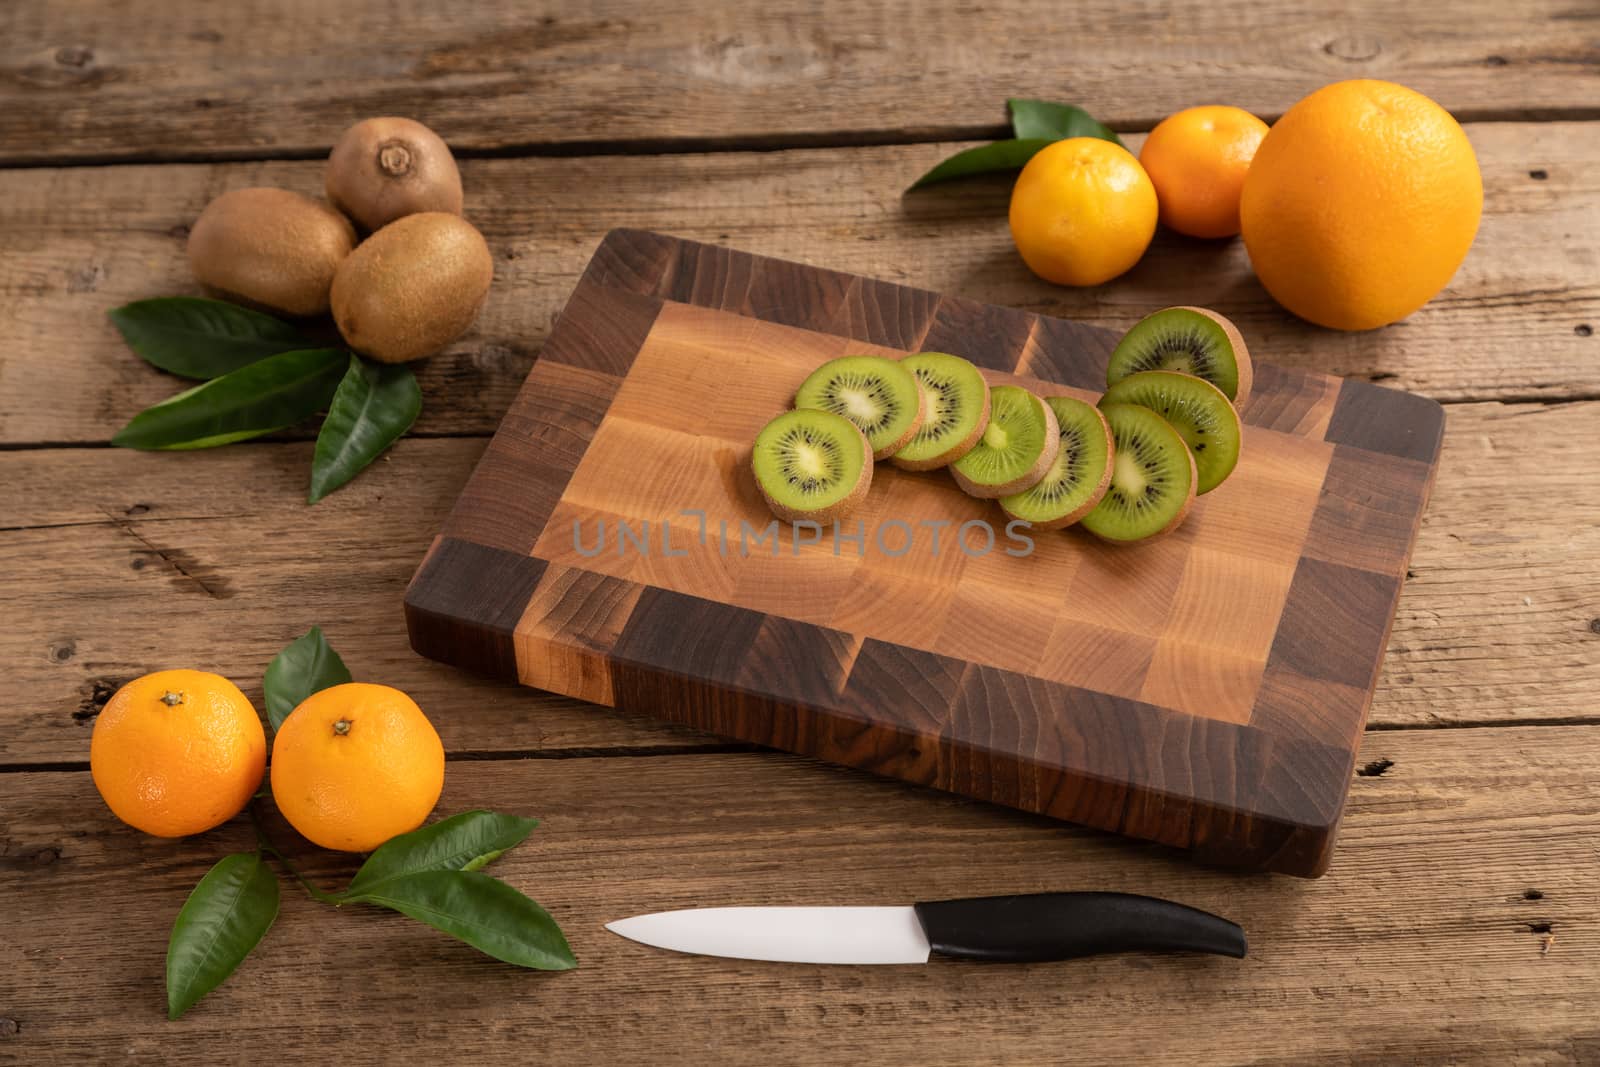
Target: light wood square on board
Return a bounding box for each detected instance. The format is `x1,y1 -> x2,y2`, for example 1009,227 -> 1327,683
605,314 -> 851,447
932,578 -> 1063,678
1035,617 -> 1158,702
555,416 -> 741,529
536,500 -> 743,606
1059,535 -> 1190,641
1162,547 -> 1298,661
726,535 -> 868,628
1139,641 -> 1267,725
830,570 -> 959,652
1185,428 -> 1330,567
513,565 -> 644,706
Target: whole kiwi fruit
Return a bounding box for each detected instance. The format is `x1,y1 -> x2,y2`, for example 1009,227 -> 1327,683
331,212 -> 493,364
325,117 -> 464,232
187,188 -> 356,317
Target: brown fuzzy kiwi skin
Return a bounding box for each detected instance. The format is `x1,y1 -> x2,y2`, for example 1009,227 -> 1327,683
999,400 -> 1114,531
331,213 -> 493,364
1086,412 -> 1198,544
951,391 -> 1061,499
889,374 -> 992,472
325,117 -> 464,233
1175,305 -> 1253,409
187,188 -> 356,317
755,419 -> 874,525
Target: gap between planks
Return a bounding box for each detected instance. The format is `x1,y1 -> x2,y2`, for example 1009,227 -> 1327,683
2,110 -> 1599,172
8,710 -> 1600,779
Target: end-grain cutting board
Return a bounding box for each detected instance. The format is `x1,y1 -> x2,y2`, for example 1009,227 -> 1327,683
406,230 -> 1443,877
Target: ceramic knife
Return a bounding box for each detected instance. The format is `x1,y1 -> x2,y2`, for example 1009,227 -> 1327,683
606,892 -> 1246,965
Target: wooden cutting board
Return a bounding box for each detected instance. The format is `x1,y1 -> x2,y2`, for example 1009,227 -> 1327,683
406,230 -> 1443,878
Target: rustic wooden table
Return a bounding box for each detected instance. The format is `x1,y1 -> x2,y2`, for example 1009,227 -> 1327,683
3,3 -> 1597,1063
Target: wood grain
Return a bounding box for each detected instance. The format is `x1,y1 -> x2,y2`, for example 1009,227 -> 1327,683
1,1 -> 1595,164
404,232 -> 1443,875
1,123 -> 1596,449
1,0 -> 1595,1054
3,394 -> 1595,766
4,726 -> 1597,1064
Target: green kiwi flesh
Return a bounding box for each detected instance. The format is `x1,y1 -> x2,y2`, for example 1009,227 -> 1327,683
1101,370 -> 1242,494
751,409 -> 872,524
1000,396 -> 1114,529
890,352 -> 991,470
951,385 -> 1060,498
794,355 -> 925,460
1081,403 -> 1197,543
1106,306 -> 1253,405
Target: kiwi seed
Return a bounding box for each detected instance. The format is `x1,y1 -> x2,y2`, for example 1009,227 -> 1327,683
1107,306 -> 1253,406
325,117 -> 464,233
795,356 -> 926,460
186,188 -> 356,317
999,396 -> 1114,529
330,212 -> 494,364
951,386 -> 1059,499
1101,370 -> 1242,494
890,352 -> 991,471
1080,403 -> 1197,543
752,409 -> 873,524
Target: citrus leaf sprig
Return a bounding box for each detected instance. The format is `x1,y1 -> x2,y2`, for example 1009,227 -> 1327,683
111,347 -> 348,451
108,297 -> 313,379
310,355 -> 423,503
907,98 -> 1125,190
107,297 -> 418,503
164,629 -> 575,1020
166,852 -> 279,1020
262,626 -> 351,729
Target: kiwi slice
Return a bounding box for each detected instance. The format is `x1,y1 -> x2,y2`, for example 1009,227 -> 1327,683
751,409 -> 873,524
1102,370 -> 1242,494
950,386 -> 1060,499
794,355 -> 926,460
1081,403 -> 1197,543
890,352 -> 992,471
999,396 -> 1114,529
1106,306 -> 1253,406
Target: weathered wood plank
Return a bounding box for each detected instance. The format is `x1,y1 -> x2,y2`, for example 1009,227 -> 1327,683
0,437 -> 707,765
1382,400 -> 1600,728
3,726 -> 1597,1063
2,398 -> 1595,766
1,1 -> 1595,163
1,123 -> 1594,449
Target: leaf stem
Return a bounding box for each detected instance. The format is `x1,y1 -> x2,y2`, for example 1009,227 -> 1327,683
248,800 -> 343,906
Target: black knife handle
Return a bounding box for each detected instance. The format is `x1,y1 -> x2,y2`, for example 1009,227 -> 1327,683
912,892 -> 1246,963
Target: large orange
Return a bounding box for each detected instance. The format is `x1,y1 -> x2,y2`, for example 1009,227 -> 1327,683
1139,105 -> 1268,238
1009,137 -> 1158,287
270,683 -> 444,852
1240,80 -> 1482,330
90,670 -> 266,837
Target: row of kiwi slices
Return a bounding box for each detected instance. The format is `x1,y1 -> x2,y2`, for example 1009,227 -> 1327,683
751,306 -> 1251,544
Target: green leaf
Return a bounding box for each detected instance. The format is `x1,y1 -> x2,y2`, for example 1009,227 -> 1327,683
907,138 -> 1057,190
112,347 -> 347,450
345,870 -> 576,970
263,626 -> 352,730
108,297 -> 313,380
307,356 -> 422,503
1007,99 -> 1125,148
166,852 -> 279,1020
344,811 -> 539,899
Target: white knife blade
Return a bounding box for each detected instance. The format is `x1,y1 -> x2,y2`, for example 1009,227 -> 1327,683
605,893 -> 1248,965
605,905 -> 933,965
